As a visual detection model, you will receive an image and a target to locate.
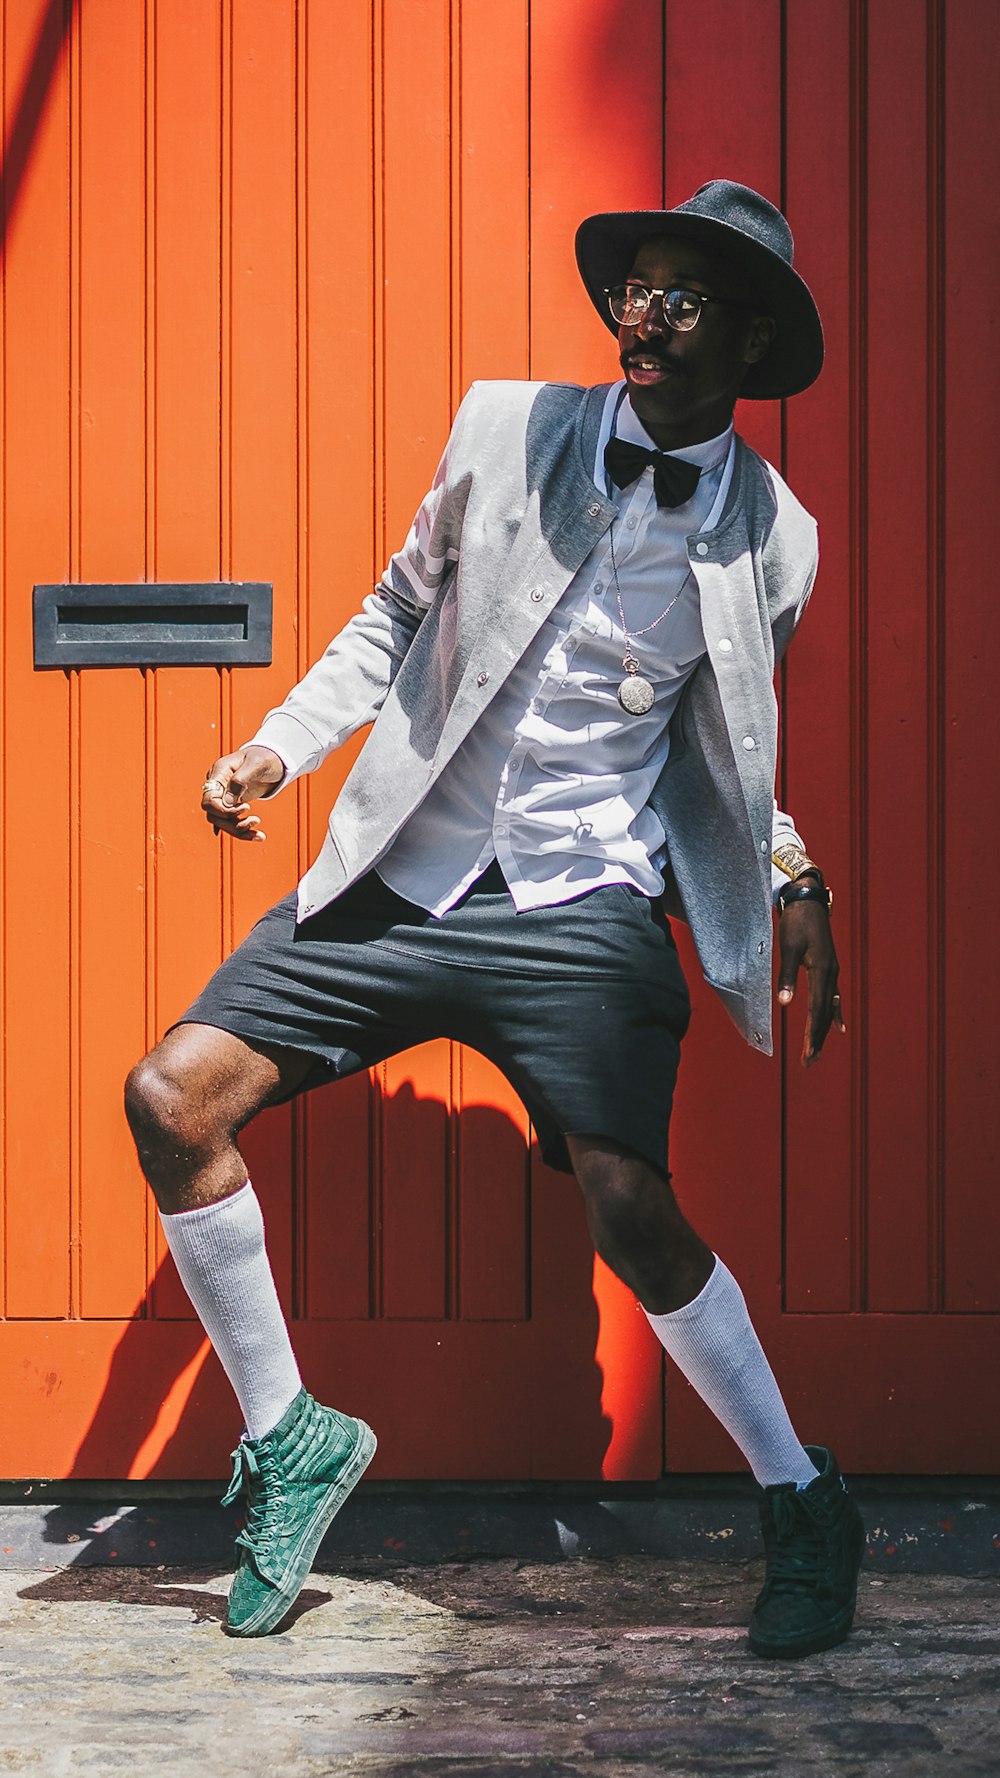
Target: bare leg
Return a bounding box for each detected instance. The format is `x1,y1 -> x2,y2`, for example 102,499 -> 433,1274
125,1022 -> 314,1211
124,1022 -> 316,1438
567,1132 -> 816,1488
126,1023 -> 377,1639
567,1133 -> 714,1313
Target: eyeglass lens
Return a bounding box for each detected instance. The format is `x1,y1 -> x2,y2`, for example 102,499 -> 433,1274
608,285 -> 703,332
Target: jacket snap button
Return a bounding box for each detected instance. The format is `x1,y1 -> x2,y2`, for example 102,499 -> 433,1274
718,637 -> 733,652
742,736 -> 756,750
588,502 -> 601,516
757,940 -> 766,955
476,671 -> 489,687
761,840 -> 769,853
530,588 -> 544,603
695,541 -> 709,556
754,1030 -> 765,1044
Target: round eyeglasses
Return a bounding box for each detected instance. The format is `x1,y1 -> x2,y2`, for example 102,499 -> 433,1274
605,283 -> 753,332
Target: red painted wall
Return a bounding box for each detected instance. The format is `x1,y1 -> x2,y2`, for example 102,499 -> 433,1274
1,0 -> 996,1479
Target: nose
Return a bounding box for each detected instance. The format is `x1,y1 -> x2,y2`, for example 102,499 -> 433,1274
635,298 -> 666,340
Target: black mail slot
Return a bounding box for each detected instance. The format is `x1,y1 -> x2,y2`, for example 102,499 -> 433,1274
32,582 -> 272,667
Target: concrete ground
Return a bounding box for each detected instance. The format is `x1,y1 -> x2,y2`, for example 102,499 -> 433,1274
1,1484 -> 997,1777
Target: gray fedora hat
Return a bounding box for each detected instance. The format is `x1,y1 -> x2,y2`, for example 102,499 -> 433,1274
575,179 -> 823,400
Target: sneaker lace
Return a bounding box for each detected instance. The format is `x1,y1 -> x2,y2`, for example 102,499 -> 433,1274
762,1488 -> 829,1593
222,1439 -> 285,1559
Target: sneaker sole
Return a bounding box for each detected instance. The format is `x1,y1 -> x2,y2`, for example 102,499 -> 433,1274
747,1594 -> 858,1660
226,1419 -> 377,1638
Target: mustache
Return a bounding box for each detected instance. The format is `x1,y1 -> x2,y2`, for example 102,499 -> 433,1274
619,347 -> 683,373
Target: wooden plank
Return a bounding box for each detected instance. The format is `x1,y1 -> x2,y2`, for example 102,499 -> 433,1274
379,1046 -> 450,1322
657,2 -> 786,1464
455,1047 -> 529,1323
223,0 -> 301,1312
3,1305 -> 998,1481
529,0 -> 663,385
663,1308 -> 1000,1476
941,0 -> 1000,1311
227,0 -> 300,940
523,0 -> 666,1480
1,0 -> 74,1318
296,0 -> 379,1329
73,0 -> 150,1320
303,1074 -> 374,1323
862,0 -> 937,1311
664,0 -> 782,467
373,0 -> 454,1329
454,0 -> 530,392
379,0 -> 453,554
446,1 -> 532,1324
782,0 -> 856,1311
146,0 -> 226,1321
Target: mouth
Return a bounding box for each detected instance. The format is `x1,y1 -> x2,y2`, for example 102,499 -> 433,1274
621,353 -> 677,387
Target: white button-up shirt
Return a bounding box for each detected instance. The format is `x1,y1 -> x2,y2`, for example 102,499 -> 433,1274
375,386 -> 734,914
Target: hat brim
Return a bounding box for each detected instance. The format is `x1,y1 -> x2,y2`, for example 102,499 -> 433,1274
575,210 -> 823,400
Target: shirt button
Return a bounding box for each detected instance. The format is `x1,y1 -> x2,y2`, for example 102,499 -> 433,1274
626,516 -> 637,529
754,1030 -> 765,1045
530,588 -> 544,603
718,637 -> 733,652
476,671 -> 489,687
695,541 -> 709,557
588,502 -> 602,517
742,736 -> 756,751
495,824 -> 507,837
303,903 -> 314,915
593,581 -> 604,594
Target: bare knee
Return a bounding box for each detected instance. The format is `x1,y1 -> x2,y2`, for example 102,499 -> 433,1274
125,1034 -> 226,1173
569,1137 -> 713,1311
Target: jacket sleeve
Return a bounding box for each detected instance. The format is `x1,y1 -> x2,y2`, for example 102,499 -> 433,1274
769,527 -> 820,903
250,389 -> 478,787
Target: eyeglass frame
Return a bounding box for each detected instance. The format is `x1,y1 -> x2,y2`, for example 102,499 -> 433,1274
604,282 -> 759,333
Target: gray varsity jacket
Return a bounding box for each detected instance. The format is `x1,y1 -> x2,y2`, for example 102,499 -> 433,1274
253,380 -> 820,1054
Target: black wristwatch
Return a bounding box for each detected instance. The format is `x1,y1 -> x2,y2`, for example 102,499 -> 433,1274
778,878 -> 833,915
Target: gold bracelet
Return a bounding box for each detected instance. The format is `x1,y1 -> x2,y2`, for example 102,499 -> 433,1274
771,843 -> 821,882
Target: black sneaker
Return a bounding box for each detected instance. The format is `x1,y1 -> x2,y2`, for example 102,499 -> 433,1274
748,1445 -> 865,1659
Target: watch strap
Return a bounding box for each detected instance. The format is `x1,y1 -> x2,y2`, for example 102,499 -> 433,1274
779,881 -> 833,914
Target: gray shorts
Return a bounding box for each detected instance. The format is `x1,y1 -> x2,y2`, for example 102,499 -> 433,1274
176,862 -> 691,1175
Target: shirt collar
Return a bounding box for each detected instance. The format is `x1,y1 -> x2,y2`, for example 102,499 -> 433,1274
617,391 -> 733,475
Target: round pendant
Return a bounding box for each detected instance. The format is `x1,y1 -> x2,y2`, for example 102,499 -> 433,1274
618,674 -> 655,716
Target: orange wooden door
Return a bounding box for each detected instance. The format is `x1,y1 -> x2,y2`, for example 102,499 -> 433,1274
1,0 -> 997,1481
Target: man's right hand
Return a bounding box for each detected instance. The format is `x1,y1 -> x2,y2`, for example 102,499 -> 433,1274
200,745 -> 286,842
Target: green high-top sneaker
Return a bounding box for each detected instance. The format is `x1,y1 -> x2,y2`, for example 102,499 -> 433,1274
748,1445 -> 865,1659
221,1387 -> 376,1637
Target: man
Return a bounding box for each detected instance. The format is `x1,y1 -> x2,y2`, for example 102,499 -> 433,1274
125,180 -> 861,1657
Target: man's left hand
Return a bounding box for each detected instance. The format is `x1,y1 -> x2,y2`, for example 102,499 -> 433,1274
776,902 -> 846,1066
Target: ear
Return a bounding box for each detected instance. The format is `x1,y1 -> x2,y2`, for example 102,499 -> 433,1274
743,314 -> 776,366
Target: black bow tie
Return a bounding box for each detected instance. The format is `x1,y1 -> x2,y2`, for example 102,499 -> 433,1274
604,437 -> 702,509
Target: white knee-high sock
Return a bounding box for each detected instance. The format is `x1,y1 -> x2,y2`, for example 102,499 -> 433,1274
644,1256 -> 819,1488
159,1181 -> 302,1440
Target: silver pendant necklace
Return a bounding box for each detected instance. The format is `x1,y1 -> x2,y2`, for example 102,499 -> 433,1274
608,520 -> 684,716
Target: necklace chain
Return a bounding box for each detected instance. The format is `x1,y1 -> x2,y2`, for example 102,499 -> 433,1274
607,520 -> 684,662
